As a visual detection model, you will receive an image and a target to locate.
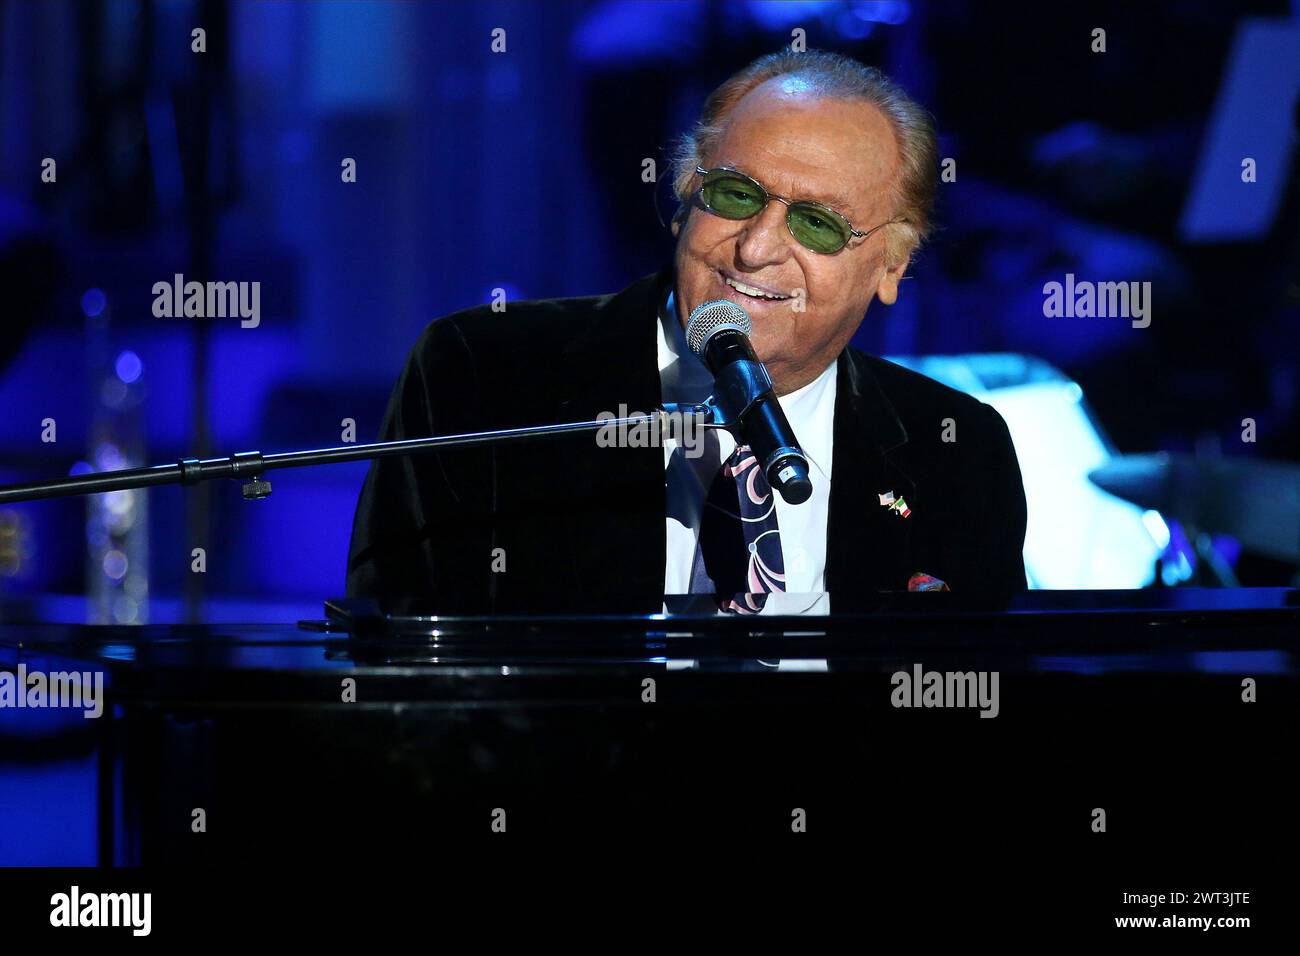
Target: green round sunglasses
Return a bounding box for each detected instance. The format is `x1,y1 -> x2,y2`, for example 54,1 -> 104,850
694,165 -> 904,255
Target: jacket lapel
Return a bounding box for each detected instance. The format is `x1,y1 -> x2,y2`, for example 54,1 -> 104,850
825,348 -> 917,594
554,268 -> 671,608
550,268 -> 914,603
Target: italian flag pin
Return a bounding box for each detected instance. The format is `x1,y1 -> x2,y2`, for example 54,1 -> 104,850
878,491 -> 911,518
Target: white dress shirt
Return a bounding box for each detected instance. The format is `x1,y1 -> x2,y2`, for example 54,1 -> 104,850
657,289 -> 837,595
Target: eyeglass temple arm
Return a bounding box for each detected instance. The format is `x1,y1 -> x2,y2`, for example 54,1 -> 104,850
854,217 -> 907,239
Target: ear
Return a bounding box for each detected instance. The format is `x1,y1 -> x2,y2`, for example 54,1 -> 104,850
670,205 -> 686,238
874,253 -> 909,306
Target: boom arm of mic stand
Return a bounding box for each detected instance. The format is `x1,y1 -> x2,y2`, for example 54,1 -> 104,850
0,405 -> 733,505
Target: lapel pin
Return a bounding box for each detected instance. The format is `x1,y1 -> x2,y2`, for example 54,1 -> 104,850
878,490 -> 911,518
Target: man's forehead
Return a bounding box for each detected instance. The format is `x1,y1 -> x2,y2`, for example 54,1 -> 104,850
771,74 -> 819,97
710,88 -> 898,218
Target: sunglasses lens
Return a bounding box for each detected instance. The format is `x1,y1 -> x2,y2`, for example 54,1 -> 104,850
701,171 -> 765,220
788,203 -> 851,254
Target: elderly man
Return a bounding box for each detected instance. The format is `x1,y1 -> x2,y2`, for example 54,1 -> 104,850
346,49 -> 1027,613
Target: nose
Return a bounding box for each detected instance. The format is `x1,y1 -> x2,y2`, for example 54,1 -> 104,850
734,198 -> 792,271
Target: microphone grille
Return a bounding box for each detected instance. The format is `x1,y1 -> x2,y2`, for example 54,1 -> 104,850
685,299 -> 751,355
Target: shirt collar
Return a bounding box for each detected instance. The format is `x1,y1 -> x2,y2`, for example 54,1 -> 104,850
657,288 -> 836,479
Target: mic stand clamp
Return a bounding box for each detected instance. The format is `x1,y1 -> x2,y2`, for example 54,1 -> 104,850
242,477 -> 272,500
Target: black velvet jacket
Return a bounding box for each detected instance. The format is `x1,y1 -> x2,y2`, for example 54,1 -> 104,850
345,267 -> 1027,612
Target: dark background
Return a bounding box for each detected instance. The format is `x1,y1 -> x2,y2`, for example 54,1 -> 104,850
0,0 -> 1297,875
0,0 -> 1297,622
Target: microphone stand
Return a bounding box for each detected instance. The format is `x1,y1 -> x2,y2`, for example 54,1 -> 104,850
0,403 -> 733,505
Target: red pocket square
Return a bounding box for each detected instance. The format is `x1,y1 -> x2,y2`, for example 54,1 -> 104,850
908,573 -> 949,592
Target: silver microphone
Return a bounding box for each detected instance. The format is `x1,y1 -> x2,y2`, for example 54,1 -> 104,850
685,299 -> 813,505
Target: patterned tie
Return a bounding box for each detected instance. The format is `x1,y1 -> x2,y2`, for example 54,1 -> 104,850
689,444 -> 786,606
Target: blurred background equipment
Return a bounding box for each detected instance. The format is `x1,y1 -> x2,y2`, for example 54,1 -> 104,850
1089,452 -> 1300,583
888,354 -> 1170,590
83,296 -> 151,624
0,0 -> 1297,624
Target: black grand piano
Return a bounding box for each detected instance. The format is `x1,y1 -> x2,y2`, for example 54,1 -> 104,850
2,586 -> 1295,909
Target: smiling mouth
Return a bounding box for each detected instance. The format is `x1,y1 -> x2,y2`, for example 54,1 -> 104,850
718,270 -> 790,302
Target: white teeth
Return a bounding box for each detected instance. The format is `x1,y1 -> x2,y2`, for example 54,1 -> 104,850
725,276 -> 788,300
